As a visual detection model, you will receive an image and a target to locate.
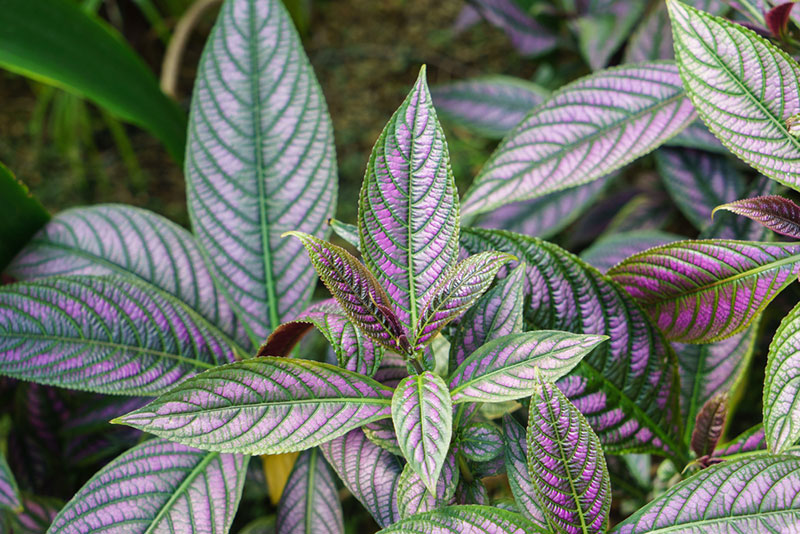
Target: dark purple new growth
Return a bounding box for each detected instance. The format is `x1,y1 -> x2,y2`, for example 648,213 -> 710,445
713,195 -> 800,239
766,2 -> 794,36
690,392 -> 728,461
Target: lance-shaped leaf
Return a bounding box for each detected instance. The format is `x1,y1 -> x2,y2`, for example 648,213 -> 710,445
527,377 -> 611,534
502,415 -> 548,529
469,0 -> 558,57
48,439 -> 247,534
701,177 -> 776,240
392,371 -> 453,494
691,392 -> 728,458
765,301 -> 800,453
667,0 -> 800,190
415,252 -> 514,349
460,422 -> 503,462
0,452 -> 20,512
448,263 -> 525,371
766,1 -> 795,35
655,148 -> 744,231
397,451 -> 459,518
276,448 -> 343,534
713,424 -> 765,457
448,331 -> 607,404
319,429 -> 403,527
461,228 -> 683,457
580,230 -> 682,273
377,505 -> 545,534
185,0 -> 337,345
460,62 -> 695,216
611,455 -> 800,533
114,357 -> 393,454
608,240 -> 800,343
0,276 -> 238,396
713,195 -> 800,239
359,66 -> 459,336
431,76 -> 548,138
285,232 -> 408,354
7,204 -> 239,341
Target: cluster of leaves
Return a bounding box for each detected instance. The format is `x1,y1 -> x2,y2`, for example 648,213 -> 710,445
4,0 -> 800,532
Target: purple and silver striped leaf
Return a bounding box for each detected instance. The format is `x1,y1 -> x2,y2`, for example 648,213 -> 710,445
580,230 -> 682,273
396,451 -> 459,518
431,76 -> 548,138
713,425 -> 766,457
320,429 -> 403,528
608,240 -> 800,343
701,177 -> 776,240
415,251 -> 514,349
462,228 -> 683,457
185,0 -> 337,346
115,357 -> 393,454
448,331 -> 607,404
666,119 -> 725,153
377,505 -> 545,534
575,0 -> 645,69
527,377 -> 611,534
362,419 -> 401,455
448,263 -> 525,372
765,301 -> 800,453
0,275 -> 237,396
6,205 -> 240,342
460,421 -> 503,462
690,391 -> 728,458
12,495 -> 60,534
611,455 -> 800,533
502,415 -> 548,529
392,371 -> 453,494
668,0 -> 800,190
48,439 -> 247,534
460,62 -> 696,217
713,195 -> 800,239
359,66 -> 460,337
0,452 -> 20,512
655,148 -> 744,231
452,479 -> 488,506
286,232 -> 407,354
469,0 -> 558,57
276,448 -> 343,534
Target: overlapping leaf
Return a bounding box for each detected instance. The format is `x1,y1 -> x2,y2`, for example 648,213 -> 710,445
713,425 -> 765,457
575,0 -> 645,69
608,240 -> 800,343
115,357 -> 393,454
611,455 -> 800,533
448,331 -> 607,404
276,448 -> 343,534
460,422 -> 503,462
185,0 -> 337,345
377,505 -> 544,534
0,452 -> 20,512
666,120 -> 724,153
527,378 -> 611,534
48,439 -> 247,534
0,275 -> 238,396
469,0 -> 558,57
580,230 -> 682,273
701,177 -> 776,240
713,195 -> 800,239
502,415 -> 548,529
462,228 -> 683,457
667,0 -> 800,189
396,452 -> 459,518
460,62 -> 695,216
359,66 -> 459,336
765,301 -> 800,453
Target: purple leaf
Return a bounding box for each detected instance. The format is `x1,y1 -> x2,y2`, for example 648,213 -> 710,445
362,419 -> 401,455
115,357 -> 393,454
608,240 -> 800,343
285,232 -> 408,354
11,495 -> 61,534
0,275 -> 238,396
396,451 -> 459,518
448,263 -> 525,371
415,251 -> 514,349
276,448 -> 344,534
460,421 -> 503,462
392,371 -> 453,494
667,0 -> 800,190
320,429 -> 403,527
185,0 -> 337,346
765,1 -> 794,35
712,195 -> 800,239
431,76 -> 548,138
691,392 -> 728,458
0,453 -> 20,512
452,479 -> 489,506
469,0 -> 558,57
462,228 -> 683,457
460,63 -> 696,217
502,414 -> 549,529
713,425 -> 765,457
359,66 -> 460,337
580,230 -> 682,273
49,439 -> 247,533
611,455 -> 800,533
765,301 -> 800,453
448,331 -> 608,404
376,504 -> 545,534
574,0 -> 646,69
701,177 -> 776,240
527,377 -> 611,534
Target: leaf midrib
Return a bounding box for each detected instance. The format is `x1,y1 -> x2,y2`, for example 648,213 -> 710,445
625,508 -> 800,533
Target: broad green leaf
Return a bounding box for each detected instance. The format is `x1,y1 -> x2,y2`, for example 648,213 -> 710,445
0,162 -> 49,272
115,357 -> 393,454
667,0 -> 800,190
765,301 -> 800,453
47,439 -> 248,534
186,0 -> 337,346
0,0 -> 186,162
276,448 -> 344,534
0,275 -> 239,396
608,240 -> 800,343
392,372 -> 453,494
377,505 -> 545,534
